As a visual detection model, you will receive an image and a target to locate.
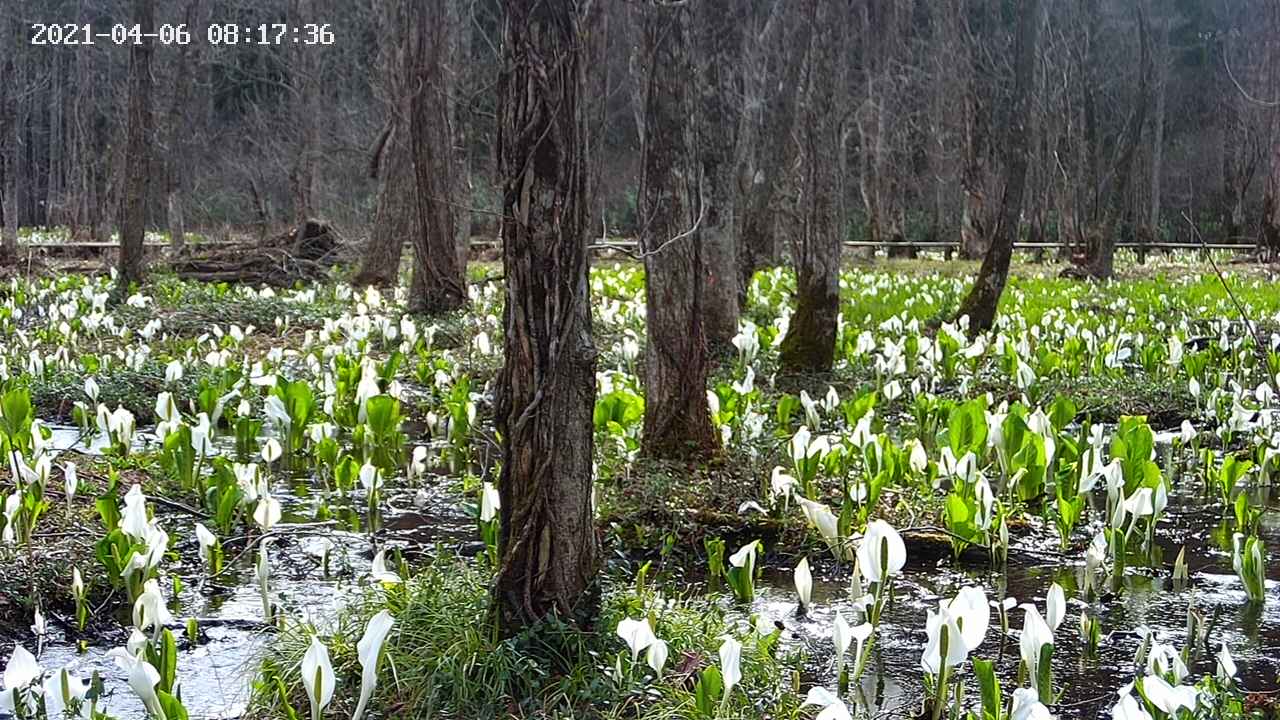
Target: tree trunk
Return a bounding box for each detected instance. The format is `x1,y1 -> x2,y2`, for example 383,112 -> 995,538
955,0 -> 1041,333
356,0 -> 413,288
738,4 -> 811,297
407,5 -> 466,314
288,0 -> 317,227
637,2 -> 719,460
694,0 -> 742,351
778,1 -> 844,374
0,21 -> 17,261
1086,3 -> 1151,280
1148,17 -> 1168,236
165,0 -> 199,252
116,0 -> 155,291
493,0 -> 599,632
356,133 -> 414,287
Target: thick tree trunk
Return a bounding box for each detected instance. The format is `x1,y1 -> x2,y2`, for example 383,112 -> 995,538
779,2 -> 844,374
955,0 -> 1041,332
1086,4 -> 1151,280
695,0 -> 741,351
356,134 -> 413,287
493,0 -> 599,632
639,3 -> 719,460
116,0 -> 155,291
356,0 -> 412,289
738,5 -> 810,297
408,6 -> 466,314
0,27 -> 16,260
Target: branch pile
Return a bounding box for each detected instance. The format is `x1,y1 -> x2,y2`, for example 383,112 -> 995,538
169,219 -> 347,286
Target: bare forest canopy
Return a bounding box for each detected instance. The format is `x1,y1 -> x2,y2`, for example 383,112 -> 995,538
1,0 -> 1279,260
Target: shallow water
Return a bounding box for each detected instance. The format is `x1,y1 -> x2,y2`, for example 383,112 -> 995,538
17,429 -> 1280,720
22,428 -> 476,719
738,468 -> 1280,719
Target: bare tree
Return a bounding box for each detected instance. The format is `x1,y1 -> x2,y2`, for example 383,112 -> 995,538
116,0 -> 155,292
955,0 -> 1041,332
778,0 -> 844,373
407,0 -> 467,314
492,0 -> 599,631
738,2 -> 810,295
355,0 -> 414,287
638,1 -> 719,459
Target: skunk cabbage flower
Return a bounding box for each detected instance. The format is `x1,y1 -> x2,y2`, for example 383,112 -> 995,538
944,586 -> 990,650
1141,675 -> 1199,716
1111,693 -> 1152,720
719,637 -> 742,698
1046,583 -> 1066,634
132,579 -> 173,636
63,462 -> 78,503
616,617 -> 657,662
856,520 -> 906,583
480,482 -> 500,523
1019,604 -> 1054,680
195,523 -> 218,566
1010,688 -> 1053,720
1,646 -> 41,715
804,686 -> 854,720
370,549 -> 402,584
254,493 -> 282,531
646,638 -> 669,675
921,607 -> 969,674
300,635 -> 336,720
351,610 -> 396,720
794,557 -> 813,611
1217,643 -> 1237,684
127,659 -> 163,719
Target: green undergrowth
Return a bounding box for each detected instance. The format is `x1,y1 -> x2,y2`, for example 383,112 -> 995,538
251,557 -> 807,720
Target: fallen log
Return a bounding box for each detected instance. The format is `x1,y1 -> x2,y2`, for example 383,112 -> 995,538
168,218 -> 348,286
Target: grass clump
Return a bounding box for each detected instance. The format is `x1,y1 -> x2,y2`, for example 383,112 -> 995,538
252,556 -> 807,720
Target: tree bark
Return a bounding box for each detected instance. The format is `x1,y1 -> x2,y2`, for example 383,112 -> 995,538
355,0 -> 413,288
955,0 -> 1041,333
694,0 -> 741,351
638,2 -> 719,460
1086,2 -> 1151,280
165,0 -> 200,252
407,4 -> 467,314
778,1 -> 844,374
493,0 -> 599,632
738,4 -> 810,297
0,20 -> 17,261
288,0 -> 317,226
116,0 -> 155,291
356,132 -> 414,287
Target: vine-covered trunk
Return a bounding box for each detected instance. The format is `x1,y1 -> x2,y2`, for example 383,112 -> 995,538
779,1 -> 843,374
407,5 -> 466,314
639,2 -> 719,460
116,0 -> 154,291
956,0 -> 1041,332
493,0 -> 599,633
